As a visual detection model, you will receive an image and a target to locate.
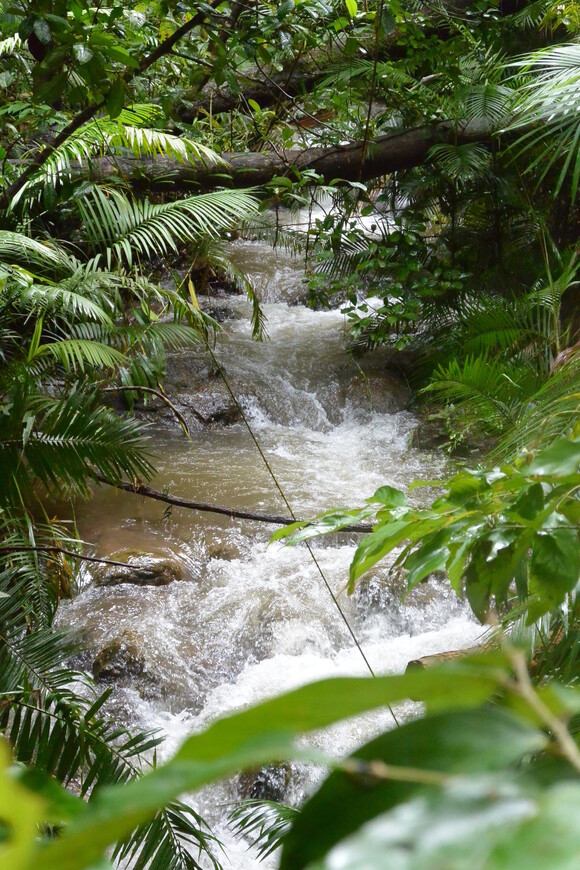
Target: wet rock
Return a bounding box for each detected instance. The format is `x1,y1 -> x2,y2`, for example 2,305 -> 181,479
238,764 -> 292,803
180,381 -> 241,425
94,549 -> 185,587
164,352 -> 218,393
409,417 -> 448,451
341,370 -> 412,414
92,630 -> 147,681
205,540 -> 241,561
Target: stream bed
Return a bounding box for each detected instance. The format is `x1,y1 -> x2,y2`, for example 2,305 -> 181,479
57,238 -> 482,867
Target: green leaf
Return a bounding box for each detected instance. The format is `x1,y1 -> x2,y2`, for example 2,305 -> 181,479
489,783 -> 580,868
527,438 -> 580,477
349,520 -> 413,588
403,532 -> 450,587
345,0 -> 358,17
36,658 -> 509,869
105,46 -> 139,68
527,529 -> 580,622
280,708 -> 547,869
33,72 -> 67,105
105,78 -> 124,119
368,485 -> 406,507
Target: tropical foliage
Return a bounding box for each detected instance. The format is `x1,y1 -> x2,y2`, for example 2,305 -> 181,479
3,0 -> 580,867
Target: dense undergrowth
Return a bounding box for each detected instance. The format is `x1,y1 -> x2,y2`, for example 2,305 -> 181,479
2,0 -> 580,867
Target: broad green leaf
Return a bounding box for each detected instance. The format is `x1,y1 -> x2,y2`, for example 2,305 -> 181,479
350,520 -> 413,588
490,783 -> 580,869
369,485 -> 406,507
271,508 -> 374,545
280,708 -> 547,869
36,659 -> 509,869
33,72 -> 67,104
403,531 -> 450,587
106,78 -> 124,119
510,481 -> 545,520
527,529 -> 580,623
105,46 -> 139,68
345,0 -> 357,17
0,741 -> 45,870
527,438 -> 580,477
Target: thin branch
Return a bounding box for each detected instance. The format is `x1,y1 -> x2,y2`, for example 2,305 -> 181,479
102,385 -> 192,435
0,545 -> 137,569
506,644 -> 580,774
95,476 -> 374,532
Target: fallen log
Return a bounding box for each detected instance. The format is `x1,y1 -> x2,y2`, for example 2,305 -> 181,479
84,118 -> 498,192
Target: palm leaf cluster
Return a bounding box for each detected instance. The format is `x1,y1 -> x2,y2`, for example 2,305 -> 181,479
510,41 -> 580,201
10,104 -> 222,211
0,110 -> 260,868
422,257 -> 580,452
229,799 -> 299,861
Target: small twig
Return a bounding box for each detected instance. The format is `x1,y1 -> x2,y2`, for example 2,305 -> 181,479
0,545 -> 135,569
341,757 -> 455,787
506,644 -> 580,774
95,476 -> 374,532
103,385 -> 193,435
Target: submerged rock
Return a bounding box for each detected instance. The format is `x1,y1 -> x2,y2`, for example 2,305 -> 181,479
92,630 -> 147,681
94,549 -> 185,587
341,370 -> 412,414
238,764 -> 292,803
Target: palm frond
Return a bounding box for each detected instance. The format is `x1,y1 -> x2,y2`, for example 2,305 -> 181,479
428,144 -> 492,186
424,355 -> 524,434
115,800 -> 223,870
0,389 -> 154,505
10,107 -> 224,210
464,82 -> 513,126
229,799 -> 299,861
229,800 -> 300,861
0,33 -> 22,57
0,231 -> 76,279
76,186 -> 259,268
510,41 -> 580,201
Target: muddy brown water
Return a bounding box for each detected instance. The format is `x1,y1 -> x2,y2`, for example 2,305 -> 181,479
57,239 -> 481,868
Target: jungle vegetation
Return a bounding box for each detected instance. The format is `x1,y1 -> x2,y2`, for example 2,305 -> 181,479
3,0 -> 580,867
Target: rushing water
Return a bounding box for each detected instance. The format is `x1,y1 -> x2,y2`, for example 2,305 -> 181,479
57,239 -> 482,867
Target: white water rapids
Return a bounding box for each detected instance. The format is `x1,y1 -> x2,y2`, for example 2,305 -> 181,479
57,238 -> 482,868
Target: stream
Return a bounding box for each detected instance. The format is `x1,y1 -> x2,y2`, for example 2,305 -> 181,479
56,237 -> 482,868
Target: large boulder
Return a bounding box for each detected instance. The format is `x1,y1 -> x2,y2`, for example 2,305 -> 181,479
178,381 -> 241,425
93,549 -> 185,587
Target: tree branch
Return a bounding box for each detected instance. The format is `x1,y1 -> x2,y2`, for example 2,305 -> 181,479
102,385 -> 193,435
0,546 -> 138,569
95,476 -> 373,532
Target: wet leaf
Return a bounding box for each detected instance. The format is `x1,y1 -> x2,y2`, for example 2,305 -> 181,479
280,709 -> 546,869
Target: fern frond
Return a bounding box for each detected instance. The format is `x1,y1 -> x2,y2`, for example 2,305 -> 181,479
229,799 -> 298,860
